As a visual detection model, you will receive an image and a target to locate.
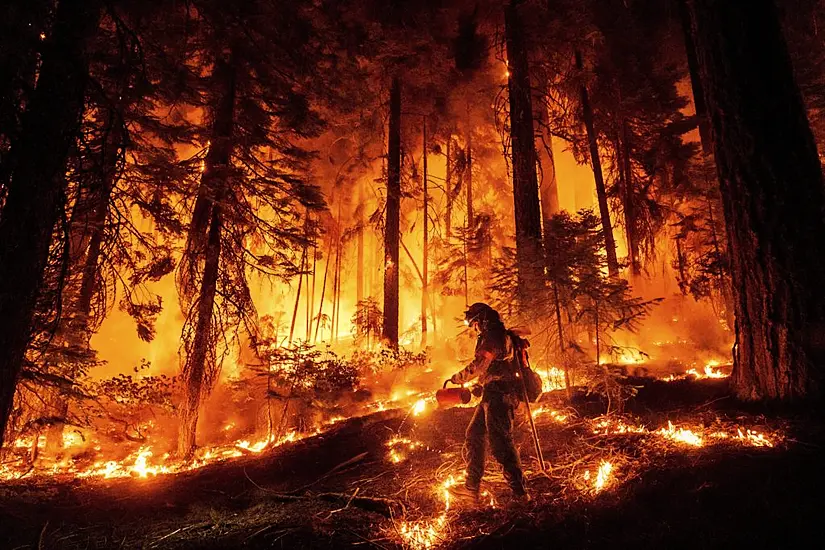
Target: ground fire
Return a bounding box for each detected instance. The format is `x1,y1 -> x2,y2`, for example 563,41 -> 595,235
1,0 -> 824,548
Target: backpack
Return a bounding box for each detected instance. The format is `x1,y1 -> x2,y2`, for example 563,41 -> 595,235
508,331 -> 543,403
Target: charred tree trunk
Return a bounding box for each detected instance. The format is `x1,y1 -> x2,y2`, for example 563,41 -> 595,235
688,0 -> 825,400
0,0 -> 49,205
620,120 -> 640,275
356,182 -> 364,305
46,106 -> 123,452
178,58 -> 235,459
444,137 -> 455,243
178,201 -> 222,459
576,50 -> 619,277
382,77 -> 401,349
465,107 -> 474,232
533,74 -> 560,224
421,118 -> 429,347
675,235 -> 688,295
313,237 -> 333,343
505,2 -> 544,299
332,201 -> 342,343
0,0 -> 102,447
678,0 -> 712,154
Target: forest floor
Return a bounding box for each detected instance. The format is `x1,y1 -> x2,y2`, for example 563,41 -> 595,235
1,378 -> 823,550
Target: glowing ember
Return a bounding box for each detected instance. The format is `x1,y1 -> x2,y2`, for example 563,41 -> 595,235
532,406 -> 568,423
735,428 -> 774,447
386,435 -> 424,464
396,474 -> 458,548
398,514 -> 447,550
412,399 -> 427,416
591,416 -> 646,435
658,421 -> 704,447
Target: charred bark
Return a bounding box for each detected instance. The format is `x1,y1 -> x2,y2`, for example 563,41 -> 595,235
421,118 -> 429,347
0,0 -> 49,205
505,2 -> 544,299
678,0 -> 712,154
382,77 -> 401,349
178,200 -> 222,459
576,50 -> 619,277
178,58 -> 235,459
533,74 -> 560,224
0,0 -> 102,447
620,120 -> 640,275
689,0 -> 825,400
465,108 -> 474,232
445,137 -> 455,242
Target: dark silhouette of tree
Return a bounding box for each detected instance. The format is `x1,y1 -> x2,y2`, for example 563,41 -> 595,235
0,0 -> 104,448
504,1 -> 544,300
688,0 -> 825,400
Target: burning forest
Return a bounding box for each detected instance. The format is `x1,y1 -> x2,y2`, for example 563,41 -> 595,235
0,0 -> 824,548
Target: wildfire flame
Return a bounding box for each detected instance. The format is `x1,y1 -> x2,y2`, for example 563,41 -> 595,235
386,435 -> 424,464
658,421 -> 704,447
582,460 -> 615,494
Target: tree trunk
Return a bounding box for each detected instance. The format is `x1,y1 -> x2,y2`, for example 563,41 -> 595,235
0,0 -> 102,448
505,3 -> 544,299
689,0 -> 825,400
444,137 -> 454,243
465,107 -> 474,232
533,75 -> 560,223
288,247 -> 306,344
620,120 -> 640,275
178,58 -> 235,459
382,77 -> 401,349
0,0 -> 49,203
313,237 -> 333,343
47,106 -> 122,452
576,50 -> 619,278
421,118 -> 429,348
178,201 -> 222,459
356,182 -> 364,304
678,0 -> 712,154
332,201 -> 342,342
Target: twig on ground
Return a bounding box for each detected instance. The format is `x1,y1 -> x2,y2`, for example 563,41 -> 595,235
38,520 -> 49,550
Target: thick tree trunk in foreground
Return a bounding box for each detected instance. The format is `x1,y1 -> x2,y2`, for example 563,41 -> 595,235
178,59 -> 235,458
382,77 -> 401,349
576,50 -> 619,277
0,0 -> 102,448
505,3 -> 544,299
689,0 -> 825,400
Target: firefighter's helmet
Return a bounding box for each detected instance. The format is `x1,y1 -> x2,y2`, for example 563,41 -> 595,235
464,302 -> 500,326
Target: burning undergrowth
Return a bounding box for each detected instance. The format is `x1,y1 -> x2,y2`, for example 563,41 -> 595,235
0,375 -> 808,550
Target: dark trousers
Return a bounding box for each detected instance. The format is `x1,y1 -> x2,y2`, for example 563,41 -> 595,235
465,388 -> 525,495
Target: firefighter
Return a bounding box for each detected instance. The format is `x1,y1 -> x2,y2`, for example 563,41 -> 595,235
447,302 -> 529,504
